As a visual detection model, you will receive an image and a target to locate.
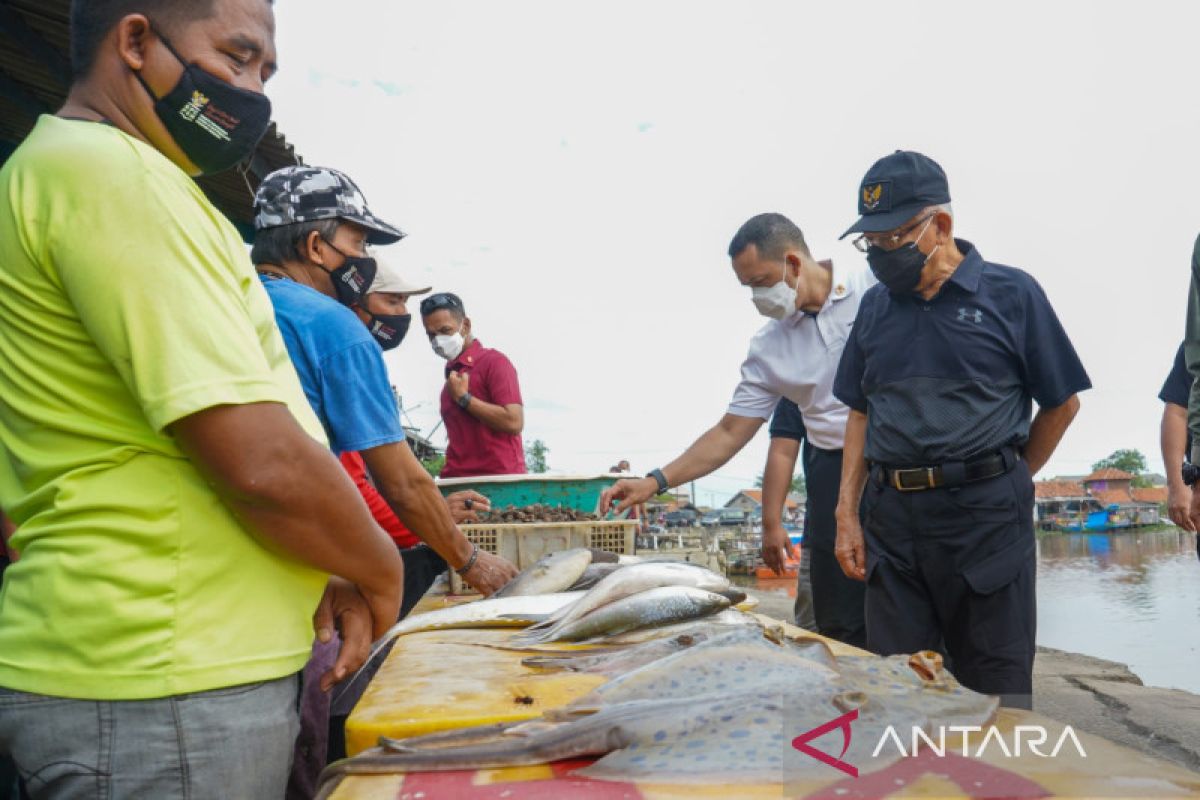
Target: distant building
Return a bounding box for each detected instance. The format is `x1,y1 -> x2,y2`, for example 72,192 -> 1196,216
1034,468 -> 1162,530
724,489 -> 802,519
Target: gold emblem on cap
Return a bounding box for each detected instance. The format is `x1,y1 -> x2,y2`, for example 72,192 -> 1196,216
862,183 -> 883,210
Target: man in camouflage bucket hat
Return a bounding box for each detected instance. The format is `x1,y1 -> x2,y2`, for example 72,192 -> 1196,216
254,165 -> 405,243
251,166 -> 518,797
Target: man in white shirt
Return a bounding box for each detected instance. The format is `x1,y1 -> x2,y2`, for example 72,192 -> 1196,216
601,213 -> 873,647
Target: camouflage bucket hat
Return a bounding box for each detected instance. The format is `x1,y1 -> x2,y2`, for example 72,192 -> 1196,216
253,165 -> 406,244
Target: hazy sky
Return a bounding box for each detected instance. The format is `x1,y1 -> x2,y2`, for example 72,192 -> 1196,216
267,1 -> 1200,504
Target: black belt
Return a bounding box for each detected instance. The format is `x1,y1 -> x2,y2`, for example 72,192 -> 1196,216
876,447 -> 1016,492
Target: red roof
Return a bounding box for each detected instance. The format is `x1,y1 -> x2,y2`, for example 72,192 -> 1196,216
1092,488 -> 1132,507
1083,468 -> 1135,483
1034,480 -> 1086,499
1131,487 -> 1168,504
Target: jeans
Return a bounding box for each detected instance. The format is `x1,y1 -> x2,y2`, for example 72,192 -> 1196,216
0,674 -> 300,799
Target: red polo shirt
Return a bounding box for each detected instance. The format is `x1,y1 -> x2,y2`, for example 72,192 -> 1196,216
440,339 -> 526,478
339,451 -> 419,548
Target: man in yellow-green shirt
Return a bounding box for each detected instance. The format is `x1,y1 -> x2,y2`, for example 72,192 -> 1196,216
0,1 -> 403,797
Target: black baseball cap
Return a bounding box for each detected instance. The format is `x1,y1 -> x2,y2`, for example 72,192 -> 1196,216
420,292 -> 465,317
840,151 -> 951,239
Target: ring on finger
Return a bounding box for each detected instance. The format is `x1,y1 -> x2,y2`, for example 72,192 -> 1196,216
465,499 -> 474,510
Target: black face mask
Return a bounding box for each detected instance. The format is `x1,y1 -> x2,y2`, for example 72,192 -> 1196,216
318,239 -> 377,307
865,243 -> 927,294
365,313 -> 411,351
135,30 -> 272,175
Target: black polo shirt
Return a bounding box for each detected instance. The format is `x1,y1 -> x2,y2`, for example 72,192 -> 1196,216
1160,343 -> 1191,407
834,240 -> 1090,466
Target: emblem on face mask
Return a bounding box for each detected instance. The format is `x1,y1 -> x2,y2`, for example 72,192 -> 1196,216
180,91 -> 209,122
957,307 -> 982,324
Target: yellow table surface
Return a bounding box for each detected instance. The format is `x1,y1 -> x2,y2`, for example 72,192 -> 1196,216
336,594 -> 1200,799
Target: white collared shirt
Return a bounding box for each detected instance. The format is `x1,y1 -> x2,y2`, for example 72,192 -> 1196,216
727,255 -> 876,450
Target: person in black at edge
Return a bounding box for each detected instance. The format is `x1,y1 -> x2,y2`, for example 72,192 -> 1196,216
1159,342 -> 1200,558
831,151 -> 1090,710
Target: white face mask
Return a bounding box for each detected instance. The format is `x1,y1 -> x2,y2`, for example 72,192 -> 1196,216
751,263 -> 799,320
432,330 -> 465,360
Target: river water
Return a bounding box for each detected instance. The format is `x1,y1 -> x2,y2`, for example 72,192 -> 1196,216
732,527 -> 1200,694
1037,527 -> 1198,694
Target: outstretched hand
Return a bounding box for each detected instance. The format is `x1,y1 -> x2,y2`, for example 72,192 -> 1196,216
599,477 -> 659,516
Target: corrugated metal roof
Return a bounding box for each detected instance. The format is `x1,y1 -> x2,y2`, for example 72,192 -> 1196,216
0,0 -> 302,236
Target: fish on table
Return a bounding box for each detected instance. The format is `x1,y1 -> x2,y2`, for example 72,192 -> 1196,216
516,561 -> 735,644
529,586 -> 738,644
492,548 -> 594,598
521,624 -> 761,676
334,591 -> 588,702
316,647 -> 997,794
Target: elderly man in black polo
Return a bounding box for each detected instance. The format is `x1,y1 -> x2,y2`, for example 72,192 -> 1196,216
831,151 -> 1090,709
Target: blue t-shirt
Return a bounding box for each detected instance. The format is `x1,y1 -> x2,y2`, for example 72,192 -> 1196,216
259,274 -> 404,454
834,240 -> 1091,465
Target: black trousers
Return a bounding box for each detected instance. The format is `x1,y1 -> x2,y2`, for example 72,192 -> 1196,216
861,459 -> 1036,709
802,442 -> 867,649
399,544 -> 449,619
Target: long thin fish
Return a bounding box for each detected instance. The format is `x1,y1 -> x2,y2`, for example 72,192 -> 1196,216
334,592 -> 585,704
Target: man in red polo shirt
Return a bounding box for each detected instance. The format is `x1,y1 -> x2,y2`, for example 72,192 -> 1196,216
421,293 -> 526,477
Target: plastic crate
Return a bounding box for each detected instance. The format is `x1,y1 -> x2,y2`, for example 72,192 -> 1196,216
449,520 -> 637,594
435,473 -> 626,514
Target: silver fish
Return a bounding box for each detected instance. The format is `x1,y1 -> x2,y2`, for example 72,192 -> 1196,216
518,561 -> 732,643
341,591 -> 585,697
564,562 -> 622,591
533,586 -> 732,643
580,608 -> 763,645
492,548 -> 593,597
520,627 -> 739,676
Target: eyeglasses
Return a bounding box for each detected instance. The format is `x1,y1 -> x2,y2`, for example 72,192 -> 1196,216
852,212 -> 936,253
420,292 -> 464,316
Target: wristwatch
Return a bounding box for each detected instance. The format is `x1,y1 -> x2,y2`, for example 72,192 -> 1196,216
646,468 -> 669,494
1182,461 -> 1200,488
457,392 -> 473,409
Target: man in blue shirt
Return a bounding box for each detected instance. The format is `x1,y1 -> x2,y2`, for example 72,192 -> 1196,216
832,151 -> 1090,709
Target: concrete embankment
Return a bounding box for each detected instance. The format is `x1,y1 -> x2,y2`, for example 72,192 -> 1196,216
741,587 -> 1200,772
